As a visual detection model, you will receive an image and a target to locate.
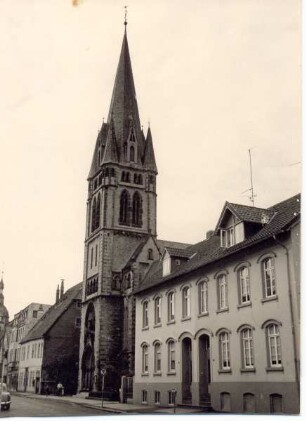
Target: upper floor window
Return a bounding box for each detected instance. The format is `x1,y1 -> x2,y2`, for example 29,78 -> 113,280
130,146 -> 135,162
182,286 -> 191,319
148,248 -> 153,260
142,344 -> 149,374
262,258 -> 276,298
91,194 -> 101,232
167,340 -> 176,373
219,331 -> 231,370
241,328 -> 254,369
217,274 -> 228,310
167,291 -> 175,322
154,342 -> 162,374
198,280 -> 208,314
154,296 -> 161,325
142,301 -> 149,328
266,323 -> 282,367
238,266 -> 251,304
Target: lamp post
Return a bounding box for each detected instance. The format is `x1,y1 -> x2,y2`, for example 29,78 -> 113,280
100,368 -> 106,408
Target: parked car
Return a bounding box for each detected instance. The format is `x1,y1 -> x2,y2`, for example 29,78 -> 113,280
0,383 -> 11,410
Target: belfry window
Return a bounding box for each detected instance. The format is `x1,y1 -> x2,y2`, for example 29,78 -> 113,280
119,190 -> 130,226
132,192 -> 142,227
130,146 -> 135,162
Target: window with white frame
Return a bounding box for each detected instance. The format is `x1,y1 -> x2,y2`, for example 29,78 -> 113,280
142,344 -> 149,373
168,340 -> 176,372
154,296 -> 161,325
266,324 -> 282,367
182,286 -> 191,318
263,258 -> 276,298
198,280 -> 208,314
217,274 -> 228,310
154,342 -> 162,373
241,328 -> 254,369
163,255 -> 171,277
167,291 -> 175,322
219,331 -> 231,370
142,301 -> 149,328
220,227 -> 235,248
239,266 -> 251,304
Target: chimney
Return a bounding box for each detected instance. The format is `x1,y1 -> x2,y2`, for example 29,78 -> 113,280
206,230 -> 214,240
56,285 -> 60,304
60,279 -> 65,301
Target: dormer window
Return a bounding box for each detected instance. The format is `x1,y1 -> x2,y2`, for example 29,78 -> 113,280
163,253 -> 171,277
220,227 -> 235,248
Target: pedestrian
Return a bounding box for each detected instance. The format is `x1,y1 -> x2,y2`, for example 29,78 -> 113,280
57,382 -> 63,396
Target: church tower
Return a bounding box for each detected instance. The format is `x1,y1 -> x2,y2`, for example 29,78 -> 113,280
78,20 -> 158,395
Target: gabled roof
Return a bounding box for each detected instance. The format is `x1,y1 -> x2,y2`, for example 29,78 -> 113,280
136,194 -> 300,294
20,283 -> 82,344
215,201 -> 276,231
156,240 -> 191,254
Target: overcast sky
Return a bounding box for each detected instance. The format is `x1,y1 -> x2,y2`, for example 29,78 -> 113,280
0,0 -> 301,319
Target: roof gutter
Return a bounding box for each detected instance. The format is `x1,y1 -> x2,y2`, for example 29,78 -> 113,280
272,233 -> 300,400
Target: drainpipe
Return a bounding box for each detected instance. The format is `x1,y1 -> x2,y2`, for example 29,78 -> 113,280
272,234 -> 300,397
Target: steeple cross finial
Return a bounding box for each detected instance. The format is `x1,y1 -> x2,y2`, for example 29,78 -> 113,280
124,6 -> 128,28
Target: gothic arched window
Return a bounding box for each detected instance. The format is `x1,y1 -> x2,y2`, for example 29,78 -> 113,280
132,192 -> 142,227
91,198 -> 97,233
119,190 -> 130,226
130,146 -> 135,162
96,194 -> 101,229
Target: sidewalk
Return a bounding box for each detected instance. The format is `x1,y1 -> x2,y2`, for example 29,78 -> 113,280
12,392 -> 205,414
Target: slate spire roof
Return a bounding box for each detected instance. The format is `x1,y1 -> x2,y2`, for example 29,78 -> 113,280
87,27 -> 157,179
143,126 -> 158,173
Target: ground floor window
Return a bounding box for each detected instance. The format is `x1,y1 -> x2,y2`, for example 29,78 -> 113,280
142,390 -> 148,404
243,393 -> 256,412
220,392 -> 231,412
168,390 -> 176,405
270,394 -> 283,413
154,391 -> 160,404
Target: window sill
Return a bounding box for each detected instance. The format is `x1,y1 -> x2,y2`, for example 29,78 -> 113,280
237,302 -> 252,309
181,316 -> 191,322
141,373 -> 149,377
153,323 -> 162,328
167,320 -> 175,325
216,308 -> 229,314
198,312 -> 209,318
266,366 -> 284,372
167,371 -> 176,376
261,295 -> 278,304
218,369 -> 232,374
153,372 -> 162,377
240,367 -> 256,373
142,326 -> 149,331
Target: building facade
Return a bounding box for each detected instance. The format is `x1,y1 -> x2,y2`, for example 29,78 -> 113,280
20,283 -> 82,395
133,195 -> 300,414
6,302 -> 50,391
0,275 -> 9,383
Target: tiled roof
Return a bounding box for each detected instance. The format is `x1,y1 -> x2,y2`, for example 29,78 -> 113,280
156,240 -> 191,254
165,247 -> 195,259
20,283 -> 82,344
136,194 -> 300,294
228,203 -> 275,224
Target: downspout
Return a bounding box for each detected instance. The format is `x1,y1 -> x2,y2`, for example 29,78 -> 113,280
272,234 -> 300,398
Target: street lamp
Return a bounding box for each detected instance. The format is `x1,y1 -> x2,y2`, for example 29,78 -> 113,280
100,368 -> 106,408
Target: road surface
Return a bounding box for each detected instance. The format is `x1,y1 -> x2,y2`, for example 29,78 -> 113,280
0,394 -> 112,417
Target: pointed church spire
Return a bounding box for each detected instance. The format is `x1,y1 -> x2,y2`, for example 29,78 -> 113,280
102,116 -> 119,164
143,126 -> 158,172
107,25 -> 144,160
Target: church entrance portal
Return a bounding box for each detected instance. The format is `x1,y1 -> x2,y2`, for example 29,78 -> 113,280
82,346 -> 95,390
